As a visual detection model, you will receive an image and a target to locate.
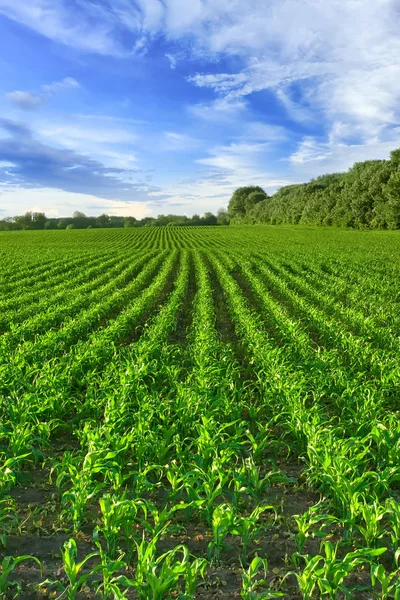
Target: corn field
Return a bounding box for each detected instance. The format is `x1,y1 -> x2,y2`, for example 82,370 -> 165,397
1,225 -> 400,599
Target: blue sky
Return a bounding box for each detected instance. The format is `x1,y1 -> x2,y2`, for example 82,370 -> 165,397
0,0 -> 400,218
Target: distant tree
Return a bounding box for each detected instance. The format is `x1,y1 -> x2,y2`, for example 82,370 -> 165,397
245,191 -> 268,213
57,218 -> 69,229
66,223 -> 75,230
14,212 -> 33,230
191,214 -> 201,226
381,170 -> 400,229
32,212 -> 47,229
72,211 -> 89,228
228,186 -> 267,221
201,212 -> 218,226
96,213 -> 110,228
124,217 -> 137,228
217,208 -> 230,225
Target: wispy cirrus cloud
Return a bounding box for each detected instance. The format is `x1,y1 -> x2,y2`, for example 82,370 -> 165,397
42,76 -> 79,94
2,1 -> 399,143
0,118 -> 155,201
6,77 -> 80,110
6,91 -> 46,110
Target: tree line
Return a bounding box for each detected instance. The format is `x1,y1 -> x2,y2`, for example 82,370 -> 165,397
228,148 -> 400,229
3,148 -> 400,231
0,209 -> 230,231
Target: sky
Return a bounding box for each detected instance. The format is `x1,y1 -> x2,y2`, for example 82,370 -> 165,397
0,0 -> 400,219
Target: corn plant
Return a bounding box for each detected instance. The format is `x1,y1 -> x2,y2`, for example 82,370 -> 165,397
293,502 -> 337,555
119,535 -> 194,599
0,499 -> 18,547
42,539 -> 100,600
207,503 -> 236,562
95,493 -> 139,558
0,555 -> 42,599
293,541 -> 386,600
93,539 -> 129,600
240,557 -> 284,599
386,498 -> 400,565
233,505 -> 277,565
370,563 -> 400,599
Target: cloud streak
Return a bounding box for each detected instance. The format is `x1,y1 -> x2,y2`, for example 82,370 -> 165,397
6,77 -> 80,110
6,91 -> 46,110
0,118 -> 157,202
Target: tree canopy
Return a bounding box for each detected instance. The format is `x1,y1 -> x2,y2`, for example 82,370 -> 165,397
228,148 -> 400,229
228,186 -> 269,222
0,210 -> 226,231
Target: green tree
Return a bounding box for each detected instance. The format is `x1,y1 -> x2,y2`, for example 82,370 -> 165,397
124,217 -> 137,228
381,170 -> 400,229
96,214 -> 110,228
73,211 -> 89,229
228,186 -> 267,221
14,212 -> 33,230
201,212 -> 218,225
217,208 -> 230,225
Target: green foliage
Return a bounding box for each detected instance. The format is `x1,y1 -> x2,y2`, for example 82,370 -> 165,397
0,211 -> 222,230
228,186 -> 268,221
231,148 -> 400,228
1,225 -> 400,597
0,555 -> 42,598
241,557 -> 284,599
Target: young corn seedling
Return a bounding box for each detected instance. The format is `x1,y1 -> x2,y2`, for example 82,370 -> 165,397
355,497 -> 387,548
93,537 -> 129,600
0,499 -> 18,547
53,449 -> 119,530
233,458 -> 273,502
181,557 -> 208,599
240,557 -> 284,599
132,499 -> 197,539
386,498 -> 400,565
121,535 -> 192,599
95,493 -> 138,559
293,501 -> 337,556
0,455 -> 28,496
42,538 -> 100,600
233,505 -> 277,566
207,503 -> 236,563
0,555 -> 42,599
294,541 -> 387,600
370,563 -> 400,599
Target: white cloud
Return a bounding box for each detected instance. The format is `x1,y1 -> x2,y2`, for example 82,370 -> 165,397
276,86 -> 315,124
163,131 -> 198,150
2,0 -> 398,150
188,97 -> 247,121
39,123 -> 136,146
6,77 -> 79,111
244,122 -> 288,142
188,72 -> 248,94
197,141 -> 270,170
42,77 -> 80,94
165,53 -> 177,69
288,134 -> 400,182
35,114 -> 138,168
289,137 -> 332,165
6,91 -> 46,110
0,1 -> 124,55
